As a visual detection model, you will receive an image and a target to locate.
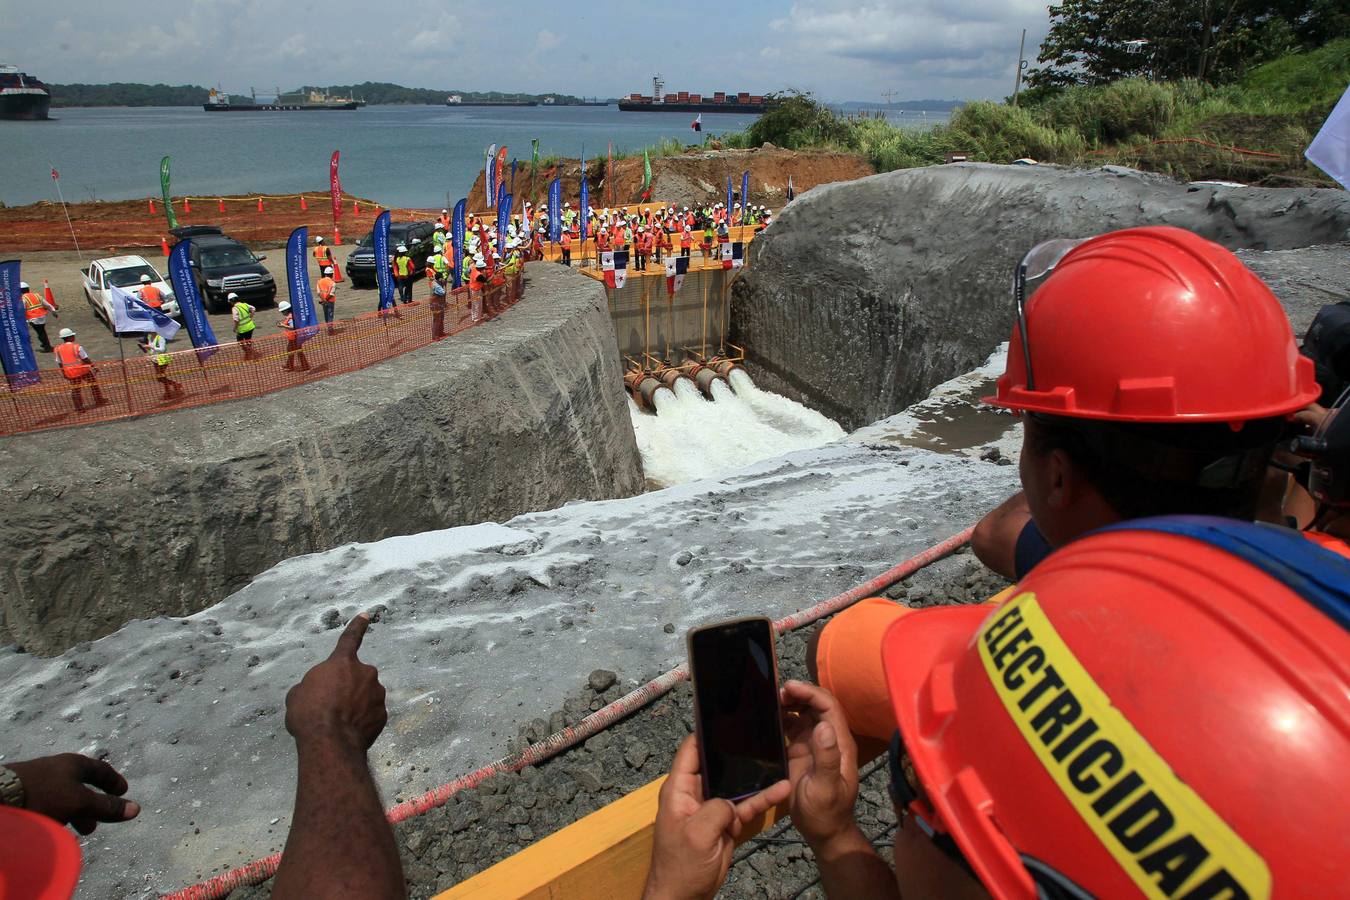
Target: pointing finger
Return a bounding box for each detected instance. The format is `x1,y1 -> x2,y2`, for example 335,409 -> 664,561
330,613 -> 370,659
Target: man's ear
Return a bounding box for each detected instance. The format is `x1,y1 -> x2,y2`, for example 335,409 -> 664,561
1044,448 -> 1073,509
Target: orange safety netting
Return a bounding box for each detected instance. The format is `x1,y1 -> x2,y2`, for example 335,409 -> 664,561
1,274 -> 523,437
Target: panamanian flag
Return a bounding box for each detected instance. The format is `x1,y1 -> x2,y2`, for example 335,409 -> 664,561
720,242 -> 744,270
664,255 -> 689,295
691,113 -> 702,132
602,249 -> 630,288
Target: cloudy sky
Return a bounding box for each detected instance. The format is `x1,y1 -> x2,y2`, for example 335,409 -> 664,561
2,0 -> 1052,102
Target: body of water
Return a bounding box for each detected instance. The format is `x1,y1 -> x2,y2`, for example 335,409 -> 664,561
1,104 -> 948,209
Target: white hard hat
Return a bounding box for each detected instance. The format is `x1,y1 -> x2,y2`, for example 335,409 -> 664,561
227,292 -> 240,300
278,301 -> 292,312
397,244 -> 407,252
140,274 -> 152,283
315,236 -> 324,243
435,222 -> 444,229
19,282 -> 29,290
492,252 -> 501,260
59,327 -> 76,339
441,208 -> 449,214
473,254 -> 485,265
322,266 -> 333,274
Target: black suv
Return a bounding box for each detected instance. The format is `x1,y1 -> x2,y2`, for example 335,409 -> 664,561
171,225 -> 278,313
345,221 -> 436,288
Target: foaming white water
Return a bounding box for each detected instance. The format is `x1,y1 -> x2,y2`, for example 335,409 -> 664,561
631,372 -> 845,487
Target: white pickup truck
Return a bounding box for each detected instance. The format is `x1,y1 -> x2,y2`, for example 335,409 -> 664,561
80,256 -> 180,332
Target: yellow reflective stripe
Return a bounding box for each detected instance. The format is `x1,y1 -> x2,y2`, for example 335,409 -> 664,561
977,592 -> 1270,899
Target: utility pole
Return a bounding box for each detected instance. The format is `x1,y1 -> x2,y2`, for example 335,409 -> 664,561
1012,28 -> 1028,106
881,89 -> 898,106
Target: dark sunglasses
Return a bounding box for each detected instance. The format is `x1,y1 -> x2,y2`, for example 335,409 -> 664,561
887,730 -> 1096,900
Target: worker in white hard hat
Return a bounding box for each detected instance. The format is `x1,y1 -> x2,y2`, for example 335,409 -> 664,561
276,300 -> 310,372
138,325 -> 183,400
392,243 -> 415,304
432,222 -> 447,254
316,266 -> 338,333
137,273 -> 165,310
53,327 -> 106,412
230,292 -> 259,360
20,280 -> 58,352
313,235 -> 335,276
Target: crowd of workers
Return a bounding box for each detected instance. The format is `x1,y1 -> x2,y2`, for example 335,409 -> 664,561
5,225 -> 1349,899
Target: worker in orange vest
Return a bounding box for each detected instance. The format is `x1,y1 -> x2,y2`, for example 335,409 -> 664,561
136,274 -> 164,310
277,301 -> 311,372
680,226 -> 693,259
316,266 -> 337,333
559,230 -> 572,267
21,280 -> 58,352
52,328 -> 106,412
313,236 -> 335,277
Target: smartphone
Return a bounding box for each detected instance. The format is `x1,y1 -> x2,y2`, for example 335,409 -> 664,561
687,616 -> 789,801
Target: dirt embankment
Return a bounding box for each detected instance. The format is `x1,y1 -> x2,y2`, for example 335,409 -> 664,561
0,191 -> 424,254
467,146 -> 875,213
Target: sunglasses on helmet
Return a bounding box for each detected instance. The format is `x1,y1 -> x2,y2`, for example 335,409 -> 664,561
1013,237 -> 1089,393
888,730 -> 1096,900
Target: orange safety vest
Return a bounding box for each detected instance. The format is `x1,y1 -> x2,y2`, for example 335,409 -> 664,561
681,231 -> 693,247
22,292 -> 45,320
54,342 -> 91,379
139,284 -> 163,308
596,231 -> 610,251
561,233 -> 571,248
316,277 -> 336,301
313,246 -> 333,266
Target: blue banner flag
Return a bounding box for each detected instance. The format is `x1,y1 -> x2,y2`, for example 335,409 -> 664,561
485,144 -> 497,207
0,260 -> 39,388
168,240 -> 219,359
374,210 -> 394,310
725,175 -> 733,218
285,227 -> 319,344
548,178 -> 562,243
110,286 -> 181,340
451,199 -> 466,289
580,179 -> 589,242
497,193 -> 511,244
741,171 -> 750,216
496,183 -> 506,218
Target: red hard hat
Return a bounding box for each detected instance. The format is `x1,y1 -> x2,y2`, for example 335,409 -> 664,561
0,807 -> 81,899
883,518 -> 1350,898
987,227 -> 1320,422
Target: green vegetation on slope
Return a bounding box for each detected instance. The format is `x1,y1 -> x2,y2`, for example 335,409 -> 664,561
714,40 -> 1350,185
49,81 -> 592,107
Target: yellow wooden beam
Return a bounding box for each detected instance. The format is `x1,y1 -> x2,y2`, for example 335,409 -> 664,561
434,776 -> 789,900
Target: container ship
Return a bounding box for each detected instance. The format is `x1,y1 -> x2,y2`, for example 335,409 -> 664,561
0,65 -> 51,120
203,87 -> 362,111
617,75 -> 771,114
446,94 -> 538,107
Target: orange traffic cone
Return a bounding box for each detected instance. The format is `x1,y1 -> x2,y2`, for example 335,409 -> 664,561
161,236 -> 171,256
353,201 -> 360,215
184,197 -> 192,214
299,195 -> 308,211
218,198 -> 226,213
333,226 -> 341,245
332,251 -> 344,282
43,279 -> 58,310
148,198 -> 156,215
257,197 -> 265,213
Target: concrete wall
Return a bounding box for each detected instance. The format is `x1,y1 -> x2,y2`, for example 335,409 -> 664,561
1,264 -> 644,655
733,163 -> 1350,430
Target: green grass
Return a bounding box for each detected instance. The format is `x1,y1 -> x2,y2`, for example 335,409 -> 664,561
697,40 -> 1350,184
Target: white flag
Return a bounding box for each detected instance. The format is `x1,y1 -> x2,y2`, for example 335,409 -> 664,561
1306,83 -> 1350,190
110,286 -> 181,340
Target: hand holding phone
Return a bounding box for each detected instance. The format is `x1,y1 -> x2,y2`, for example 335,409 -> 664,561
687,617 -> 790,801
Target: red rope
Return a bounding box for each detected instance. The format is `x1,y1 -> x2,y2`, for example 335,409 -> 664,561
1089,136 -> 1286,160
163,527 -> 974,899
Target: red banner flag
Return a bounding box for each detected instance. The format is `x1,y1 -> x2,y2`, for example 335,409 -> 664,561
330,150 -> 342,228
495,146 -> 508,205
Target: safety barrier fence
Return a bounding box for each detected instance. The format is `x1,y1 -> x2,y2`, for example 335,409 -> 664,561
166,526 -> 976,900
1,274 -> 524,437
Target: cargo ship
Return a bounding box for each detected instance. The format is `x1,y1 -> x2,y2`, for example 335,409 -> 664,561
617,75 -> 771,114
446,94 -> 537,107
203,87 -> 362,111
0,65 -> 51,120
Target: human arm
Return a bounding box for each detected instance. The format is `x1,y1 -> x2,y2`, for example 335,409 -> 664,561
781,681 -> 900,900
271,615 -> 403,900
4,754 -> 140,834
642,735 -> 791,900
971,492 -> 1032,580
